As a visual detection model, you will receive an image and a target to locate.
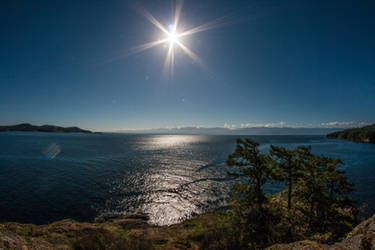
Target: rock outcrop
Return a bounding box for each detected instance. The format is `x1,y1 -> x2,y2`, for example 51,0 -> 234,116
1,213 -> 375,249
267,214 -> 375,250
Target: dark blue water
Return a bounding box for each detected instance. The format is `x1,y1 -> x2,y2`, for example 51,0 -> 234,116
0,133 -> 374,225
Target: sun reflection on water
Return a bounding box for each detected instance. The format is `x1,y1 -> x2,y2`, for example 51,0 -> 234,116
102,135 -> 231,226
134,135 -> 204,151
151,135 -> 200,147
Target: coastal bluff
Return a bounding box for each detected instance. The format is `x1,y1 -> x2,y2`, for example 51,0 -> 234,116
327,123 -> 375,144
1,213 -> 375,250
0,123 -> 92,134
267,214 -> 375,250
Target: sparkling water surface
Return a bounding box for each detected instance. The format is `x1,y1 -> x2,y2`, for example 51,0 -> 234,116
0,133 -> 374,225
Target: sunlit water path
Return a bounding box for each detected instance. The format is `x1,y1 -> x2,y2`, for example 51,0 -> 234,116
0,133 -> 374,225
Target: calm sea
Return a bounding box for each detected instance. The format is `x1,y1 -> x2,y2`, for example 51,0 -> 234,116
0,133 -> 374,225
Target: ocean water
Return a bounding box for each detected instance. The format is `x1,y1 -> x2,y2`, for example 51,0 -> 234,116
0,133 -> 374,225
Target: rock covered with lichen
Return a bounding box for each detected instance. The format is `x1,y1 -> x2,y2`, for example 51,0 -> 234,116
266,214 -> 375,250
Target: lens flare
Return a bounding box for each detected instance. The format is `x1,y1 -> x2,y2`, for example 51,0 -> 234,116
128,0 -> 213,76
100,0 -> 238,71
167,31 -> 178,45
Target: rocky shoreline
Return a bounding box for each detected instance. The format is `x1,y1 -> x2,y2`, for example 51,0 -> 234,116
327,124 -> 375,144
1,213 -> 375,249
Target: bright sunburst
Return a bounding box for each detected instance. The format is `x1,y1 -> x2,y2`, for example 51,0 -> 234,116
128,0 -> 228,76
167,30 -> 178,45
166,24 -> 179,46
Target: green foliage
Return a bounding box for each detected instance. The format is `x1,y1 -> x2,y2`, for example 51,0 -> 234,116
22,224 -> 33,236
327,123 -> 375,143
226,138 -> 358,248
197,211 -> 246,250
270,145 -> 305,211
226,138 -> 281,248
227,138 -> 274,210
293,149 -> 356,241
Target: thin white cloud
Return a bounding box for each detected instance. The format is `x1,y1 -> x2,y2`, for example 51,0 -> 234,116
120,125 -> 207,131
320,121 -> 371,128
119,121 -> 372,132
321,121 -> 355,128
224,123 -> 237,129
359,122 -> 372,127
240,121 -> 287,128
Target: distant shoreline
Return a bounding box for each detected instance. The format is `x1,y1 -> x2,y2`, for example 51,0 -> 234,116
327,123 -> 375,144
0,123 -> 93,134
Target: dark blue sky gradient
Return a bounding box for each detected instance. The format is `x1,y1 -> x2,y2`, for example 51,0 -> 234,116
1,0 -> 374,131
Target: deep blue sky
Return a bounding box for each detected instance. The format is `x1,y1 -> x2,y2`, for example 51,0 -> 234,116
1,0 -> 374,131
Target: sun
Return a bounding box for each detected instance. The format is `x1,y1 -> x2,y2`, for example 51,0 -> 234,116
127,0 -> 223,75
166,24 -> 179,46
167,31 -> 179,46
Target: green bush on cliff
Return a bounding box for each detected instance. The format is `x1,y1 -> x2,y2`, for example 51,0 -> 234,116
225,138 -> 358,249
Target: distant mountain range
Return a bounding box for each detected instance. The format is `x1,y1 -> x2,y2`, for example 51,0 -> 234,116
119,126 -> 344,135
327,123 -> 375,143
0,123 -> 355,136
0,123 -> 92,133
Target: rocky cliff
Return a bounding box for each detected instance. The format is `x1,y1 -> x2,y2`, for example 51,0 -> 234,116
1,213 -> 375,249
267,214 -> 375,250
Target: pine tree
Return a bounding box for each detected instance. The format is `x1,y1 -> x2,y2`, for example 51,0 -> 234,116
270,145 -> 303,212
226,138 -> 276,247
294,148 -> 356,238
227,138 -> 274,213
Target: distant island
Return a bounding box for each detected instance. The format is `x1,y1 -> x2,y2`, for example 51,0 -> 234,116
327,123 -> 375,143
0,123 -> 92,133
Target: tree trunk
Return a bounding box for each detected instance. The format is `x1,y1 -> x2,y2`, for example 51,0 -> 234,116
288,176 -> 292,211
256,177 -> 263,214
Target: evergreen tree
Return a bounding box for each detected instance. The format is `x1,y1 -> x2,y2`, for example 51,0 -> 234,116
226,139 -> 357,246
316,156 -> 356,237
270,145 -> 302,211
226,138 -> 277,247
294,148 -> 356,238
227,138 -> 274,213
